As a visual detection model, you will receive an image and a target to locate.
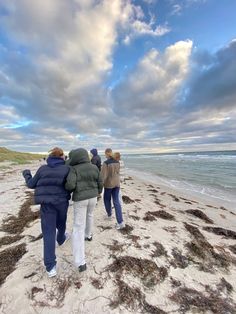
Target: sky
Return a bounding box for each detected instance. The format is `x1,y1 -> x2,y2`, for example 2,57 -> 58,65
0,0 -> 236,154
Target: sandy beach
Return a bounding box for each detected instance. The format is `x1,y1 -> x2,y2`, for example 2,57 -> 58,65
0,161 -> 236,314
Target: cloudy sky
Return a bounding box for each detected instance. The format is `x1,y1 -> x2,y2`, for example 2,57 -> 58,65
0,0 -> 236,153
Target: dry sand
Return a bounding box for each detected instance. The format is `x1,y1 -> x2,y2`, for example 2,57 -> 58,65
0,161 -> 236,314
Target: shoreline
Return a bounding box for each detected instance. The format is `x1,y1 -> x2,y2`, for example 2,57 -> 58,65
0,161 -> 236,313
126,168 -> 236,212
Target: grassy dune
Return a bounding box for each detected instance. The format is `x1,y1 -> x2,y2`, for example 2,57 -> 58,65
0,147 -> 45,164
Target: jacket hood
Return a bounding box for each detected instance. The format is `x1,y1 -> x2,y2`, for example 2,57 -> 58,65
90,148 -> 98,156
47,156 -> 65,167
70,148 -> 90,166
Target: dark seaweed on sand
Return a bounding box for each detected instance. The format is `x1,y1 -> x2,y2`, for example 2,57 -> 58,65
203,226 -> 236,240
184,223 -> 231,271
110,276 -> 167,313
0,243 -> 27,286
106,255 -> 168,288
1,192 -> 39,234
185,209 -> 214,224
122,195 -> 135,204
170,286 -> 236,314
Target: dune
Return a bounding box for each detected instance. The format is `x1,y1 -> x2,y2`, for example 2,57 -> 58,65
0,161 -> 236,313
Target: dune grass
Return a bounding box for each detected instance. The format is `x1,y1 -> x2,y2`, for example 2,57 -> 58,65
0,147 -> 45,164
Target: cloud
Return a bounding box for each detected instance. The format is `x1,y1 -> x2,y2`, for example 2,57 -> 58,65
181,39 -> 236,111
112,40 -> 193,118
0,1 -> 235,153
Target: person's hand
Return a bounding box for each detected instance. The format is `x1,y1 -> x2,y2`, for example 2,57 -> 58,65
22,169 -> 31,177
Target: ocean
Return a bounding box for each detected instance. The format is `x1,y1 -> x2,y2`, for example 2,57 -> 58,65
122,151 -> 236,207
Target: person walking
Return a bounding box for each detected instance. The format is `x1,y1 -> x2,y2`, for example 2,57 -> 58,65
101,148 -> 125,229
90,148 -> 101,171
22,147 -> 70,277
65,148 -> 103,272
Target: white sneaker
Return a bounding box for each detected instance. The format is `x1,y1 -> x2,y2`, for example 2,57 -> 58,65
116,222 -> 126,230
47,266 -> 57,278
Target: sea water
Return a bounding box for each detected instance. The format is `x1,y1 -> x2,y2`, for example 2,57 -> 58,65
122,151 -> 236,207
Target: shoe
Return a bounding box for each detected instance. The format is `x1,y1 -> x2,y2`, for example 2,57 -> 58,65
85,236 -> 93,241
105,215 -> 112,220
47,266 -> 57,278
116,222 -> 126,230
78,264 -> 87,272
58,232 -> 70,246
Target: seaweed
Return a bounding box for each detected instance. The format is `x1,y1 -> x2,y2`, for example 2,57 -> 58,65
105,240 -> 125,253
163,226 -> 177,234
217,277 -> 233,294
106,255 -> 168,288
122,195 -> 135,204
168,194 -> 180,202
1,192 -> 39,234
186,209 -> 214,224
110,276 -> 166,313
228,244 -> 236,255
129,215 -> 140,221
119,224 -> 134,235
203,226 -> 236,240
90,277 -> 104,289
151,242 -> 167,258
143,212 -> 157,221
128,234 -> 141,248
0,234 -> 24,248
170,248 -> 189,269
184,223 -> 231,271
170,287 -> 236,314
0,243 -> 27,286
147,210 -> 175,221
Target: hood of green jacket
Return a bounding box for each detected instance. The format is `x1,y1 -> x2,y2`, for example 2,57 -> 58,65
69,148 -> 90,166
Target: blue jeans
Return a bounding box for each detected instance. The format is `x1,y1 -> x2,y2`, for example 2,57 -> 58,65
103,187 -> 123,224
40,201 -> 69,271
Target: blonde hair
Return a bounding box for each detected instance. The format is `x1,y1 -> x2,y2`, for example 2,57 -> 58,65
48,147 -> 64,157
113,152 -> 121,160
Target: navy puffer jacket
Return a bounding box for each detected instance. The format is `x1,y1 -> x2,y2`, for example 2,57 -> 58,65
22,157 -> 71,204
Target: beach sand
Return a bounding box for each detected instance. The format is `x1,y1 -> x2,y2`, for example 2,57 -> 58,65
0,161 -> 236,314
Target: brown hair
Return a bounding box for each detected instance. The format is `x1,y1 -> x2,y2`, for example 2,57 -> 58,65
48,147 -> 64,157
105,148 -> 112,157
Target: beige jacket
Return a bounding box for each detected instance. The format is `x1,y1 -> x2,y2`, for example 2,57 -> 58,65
101,158 -> 120,188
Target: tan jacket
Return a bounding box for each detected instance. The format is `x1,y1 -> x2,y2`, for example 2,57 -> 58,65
101,158 -> 120,188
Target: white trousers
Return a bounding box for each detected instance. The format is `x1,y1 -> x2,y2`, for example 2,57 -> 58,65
72,197 -> 97,267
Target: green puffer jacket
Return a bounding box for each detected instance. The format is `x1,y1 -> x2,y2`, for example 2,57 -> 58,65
65,148 -> 103,201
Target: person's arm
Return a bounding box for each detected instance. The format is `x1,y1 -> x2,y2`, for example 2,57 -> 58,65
97,171 -> 103,194
65,167 -> 77,191
22,169 -> 41,189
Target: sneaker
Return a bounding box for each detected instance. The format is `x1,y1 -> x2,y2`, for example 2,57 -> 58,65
47,266 -> 57,278
85,236 -> 93,241
78,264 -> 87,272
105,215 -> 112,220
116,222 -> 126,230
58,232 -> 70,246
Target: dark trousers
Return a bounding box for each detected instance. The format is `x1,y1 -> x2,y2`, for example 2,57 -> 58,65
40,201 -> 69,272
103,187 -> 123,224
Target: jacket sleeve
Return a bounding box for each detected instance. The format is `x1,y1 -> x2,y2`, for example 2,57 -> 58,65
101,162 -> 108,183
97,171 -> 103,194
22,169 -> 40,189
65,167 -> 77,191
